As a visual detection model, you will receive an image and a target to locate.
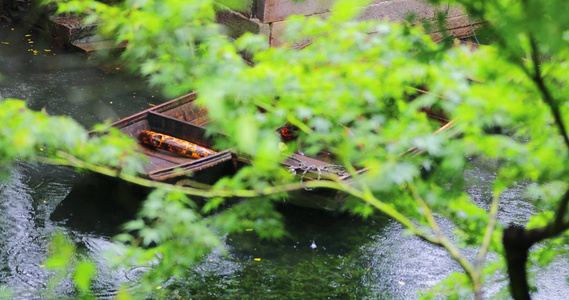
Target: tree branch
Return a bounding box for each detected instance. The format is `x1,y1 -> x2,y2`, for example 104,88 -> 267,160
551,185 -> 569,234
339,183 -> 443,245
408,184 -> 481,298
475,191 -> 500,272
41,150 -> 448,250
503,186 -> 569,300
503,31 -> 569,300
528,36 -> 569,150
38,151 -> 347,199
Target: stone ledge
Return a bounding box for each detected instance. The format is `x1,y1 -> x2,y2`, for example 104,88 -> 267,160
255,0 -> 465,23
216,9 -> 270,41
50,16 -> 97,48
269,7 -> 479,47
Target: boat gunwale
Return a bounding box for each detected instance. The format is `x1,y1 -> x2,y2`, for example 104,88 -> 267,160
110,92 -> 198,130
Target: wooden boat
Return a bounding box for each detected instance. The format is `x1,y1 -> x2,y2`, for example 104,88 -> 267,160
107,92 -> 239,183
94,91 -> 450,211
107,91 -> 362,210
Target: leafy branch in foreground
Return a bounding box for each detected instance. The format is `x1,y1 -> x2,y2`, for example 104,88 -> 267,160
453,0 -> 569,298
4,0 -> 569,298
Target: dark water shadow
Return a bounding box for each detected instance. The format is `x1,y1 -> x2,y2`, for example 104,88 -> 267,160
51,173 -> 148,237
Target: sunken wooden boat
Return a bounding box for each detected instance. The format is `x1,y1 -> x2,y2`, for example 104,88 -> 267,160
91,91 -> 450,211
102,91 -> 367,210
108,92 -> 239,183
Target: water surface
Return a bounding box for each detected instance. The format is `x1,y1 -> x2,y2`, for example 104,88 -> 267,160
1,22 -> 568,299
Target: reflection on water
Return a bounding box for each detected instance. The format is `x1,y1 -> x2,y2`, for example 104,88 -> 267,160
171,159 -> 568,299
0,23 -> 165,298
0,166 -> 51,299
0,165 -> 137,299
0,23 -> 163,128
1,22 -> 568,299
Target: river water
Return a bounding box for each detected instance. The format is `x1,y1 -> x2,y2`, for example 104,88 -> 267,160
1,23 -> 568,299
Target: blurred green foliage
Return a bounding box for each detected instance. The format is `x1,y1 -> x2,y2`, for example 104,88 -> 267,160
45,232 -> 97,300
0,99 -> 144,178
0,0 -> 567,298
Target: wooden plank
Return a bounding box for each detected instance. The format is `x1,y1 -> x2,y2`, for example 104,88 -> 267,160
137,147 -> 193,172
139,146 -> 194,164
110,92 -> 197,130
119,120 -> 150,139
147,111 -> 216,148
159,102 -> 209,124
148,150 -> 235,181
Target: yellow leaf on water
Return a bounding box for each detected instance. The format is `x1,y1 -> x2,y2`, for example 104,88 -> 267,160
40,265 -> 46,268
1,41 -> 9,45
44,49 -> 51,52
254,258 -> 261,261
25,34 -> 31,37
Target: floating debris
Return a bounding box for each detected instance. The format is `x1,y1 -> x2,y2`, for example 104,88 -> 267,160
310,241 -> 317,249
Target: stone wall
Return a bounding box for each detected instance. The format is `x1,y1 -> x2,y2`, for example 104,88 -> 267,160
217,0 -> 481,47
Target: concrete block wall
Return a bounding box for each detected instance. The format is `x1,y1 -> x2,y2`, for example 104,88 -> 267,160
217,0 -> 481,47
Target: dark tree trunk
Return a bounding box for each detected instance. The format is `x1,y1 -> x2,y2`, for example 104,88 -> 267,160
503,225 -> 532,300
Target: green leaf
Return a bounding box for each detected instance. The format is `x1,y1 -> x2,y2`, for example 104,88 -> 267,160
73,260 -> 97,296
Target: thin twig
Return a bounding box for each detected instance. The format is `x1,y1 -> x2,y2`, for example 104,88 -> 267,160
475,191 -> 501,272
407,183 -> 479,292
341,182 -> 442,246
408,183 -> 443,235
407,86 -> 448,100
42,150 -> 444,248
38,151 -> 346,198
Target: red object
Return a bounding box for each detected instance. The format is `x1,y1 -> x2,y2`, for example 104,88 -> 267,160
279,123 -> 299,141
